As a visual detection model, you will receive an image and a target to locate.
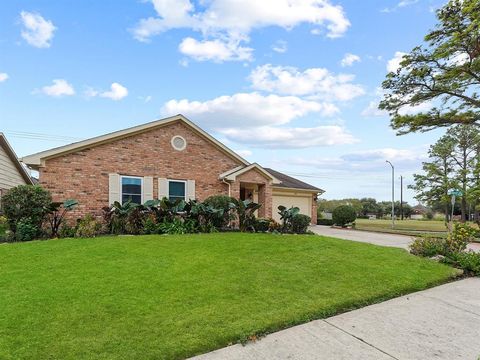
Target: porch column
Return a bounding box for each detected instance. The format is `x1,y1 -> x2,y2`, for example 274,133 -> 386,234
258,182 -> 272,219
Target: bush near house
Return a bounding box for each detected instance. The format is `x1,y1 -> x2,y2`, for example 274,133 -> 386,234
332,205 -> 357,227
2,185 -> 51,238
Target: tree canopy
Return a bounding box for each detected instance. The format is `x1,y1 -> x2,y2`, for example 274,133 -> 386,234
380,0 -> 480,134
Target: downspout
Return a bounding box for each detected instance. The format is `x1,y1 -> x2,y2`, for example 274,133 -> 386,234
222,178 -> 231,197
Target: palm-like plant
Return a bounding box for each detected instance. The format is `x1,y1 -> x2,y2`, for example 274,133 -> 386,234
231,199 -> 261,232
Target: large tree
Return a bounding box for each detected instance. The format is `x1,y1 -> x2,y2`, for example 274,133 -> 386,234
409,136 -> 456,222
380,0 -> 480,135
445,125 -> 480,220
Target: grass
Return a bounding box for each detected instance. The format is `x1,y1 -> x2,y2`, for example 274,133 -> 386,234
0,233 -> 458,359
354,218 -> 450,237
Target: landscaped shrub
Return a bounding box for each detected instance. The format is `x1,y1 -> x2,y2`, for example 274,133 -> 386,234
203,195 -> 235,228
446,223 -> 476,253
2,185 -> 52,237
445,251 -> 480,276
317,218 -> 334,226
253,218 -> 271,232
15,219 -> 39,242
58,224 -> 77,238
76,214 -> 102,238
409,236 -> 447,257
332,205 -> 357,227
103,201 -> 139,235
157,218 -> 196,234
291,214 -> 311,234
0,216 -> 8,240
268,218 -> 282,232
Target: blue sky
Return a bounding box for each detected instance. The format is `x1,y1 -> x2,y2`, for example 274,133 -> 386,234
0,0 -> 447,203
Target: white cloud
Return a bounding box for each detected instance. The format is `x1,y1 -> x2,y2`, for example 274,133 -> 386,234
84,83 -> 129,101
40,79 -> 75,97
179,36 -> 253,62
20,11 -> 56,48
0,73 -> 8,82
235,149 -> 252,157
361,100 -> 388,117
387,51 -> 407,73
271,40 -> 287,53
133,0 -> 350,61
340,53 -> 360,67
221,125 -> 358,148
249,64 -> 364,101
381,0 -> 419,13
162,92 -> 338,128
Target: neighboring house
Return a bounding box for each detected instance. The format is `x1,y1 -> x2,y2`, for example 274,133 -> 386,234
411,204 -> 429,220
22,115 -> 323,223
0,133 -> 33,204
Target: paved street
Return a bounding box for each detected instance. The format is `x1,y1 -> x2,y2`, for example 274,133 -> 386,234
191,278 -> 480,360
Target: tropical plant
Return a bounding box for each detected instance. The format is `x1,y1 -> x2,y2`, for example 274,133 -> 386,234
203,195 -> 236,228
45,199 -> 78,238
2,185 -> 52,235
103,200 -> 139,235
185,200 -> 226,233
231,199 -> 262,232
277,206 -> 300,233
332,205 -> 356,227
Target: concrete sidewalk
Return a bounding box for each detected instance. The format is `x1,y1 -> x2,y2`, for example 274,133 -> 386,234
190,278 -> 480,360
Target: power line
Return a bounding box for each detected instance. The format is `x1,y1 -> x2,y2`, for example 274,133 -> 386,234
3,130 -> 82,142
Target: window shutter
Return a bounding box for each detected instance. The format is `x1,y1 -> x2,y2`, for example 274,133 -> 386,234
144,176 -> 153,202
158,178 -> 168,199
108,173 -> 120,205
187,180 -> 196,200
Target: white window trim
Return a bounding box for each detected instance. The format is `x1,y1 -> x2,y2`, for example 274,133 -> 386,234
167,179 -> 187,201
120,175 -> 144,204
171,135 -> 187,151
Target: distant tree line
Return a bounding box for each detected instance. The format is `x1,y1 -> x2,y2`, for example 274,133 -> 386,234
317,198 -> 414,219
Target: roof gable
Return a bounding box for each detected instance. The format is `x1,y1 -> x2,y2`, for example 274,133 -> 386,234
220,163 -> 281,184
0,133 -> 34,185
22,114 -> 249,168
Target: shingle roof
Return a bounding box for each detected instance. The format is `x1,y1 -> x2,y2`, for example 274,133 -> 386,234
264,168 -> 324,192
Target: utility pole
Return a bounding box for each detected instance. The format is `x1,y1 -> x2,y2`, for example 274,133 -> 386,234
386,161 -> 395,229
400,175 -> 404,220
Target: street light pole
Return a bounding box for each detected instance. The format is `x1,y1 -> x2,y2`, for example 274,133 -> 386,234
386,160 -> 395,229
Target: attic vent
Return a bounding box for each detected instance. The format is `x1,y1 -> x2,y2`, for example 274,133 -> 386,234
171,135 -> 187,151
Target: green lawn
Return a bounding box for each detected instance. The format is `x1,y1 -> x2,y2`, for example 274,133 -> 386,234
0,233 -> 458,359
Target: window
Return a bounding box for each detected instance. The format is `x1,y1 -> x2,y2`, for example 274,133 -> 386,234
168,180 -> 186,201
171,135 -> 187,151
121,176 -> 142,204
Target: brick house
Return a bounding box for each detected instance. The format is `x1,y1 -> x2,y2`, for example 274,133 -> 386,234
22,115 -> 323,223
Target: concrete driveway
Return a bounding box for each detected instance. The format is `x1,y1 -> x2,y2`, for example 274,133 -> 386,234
190,278 -> 480,360
309,225 -> 413,250
310,225 -> 480,252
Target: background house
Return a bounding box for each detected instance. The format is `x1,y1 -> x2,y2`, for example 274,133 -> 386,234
0,133 -> 34,207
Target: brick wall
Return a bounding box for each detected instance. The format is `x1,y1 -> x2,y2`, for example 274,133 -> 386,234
39,121 -> 243,219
